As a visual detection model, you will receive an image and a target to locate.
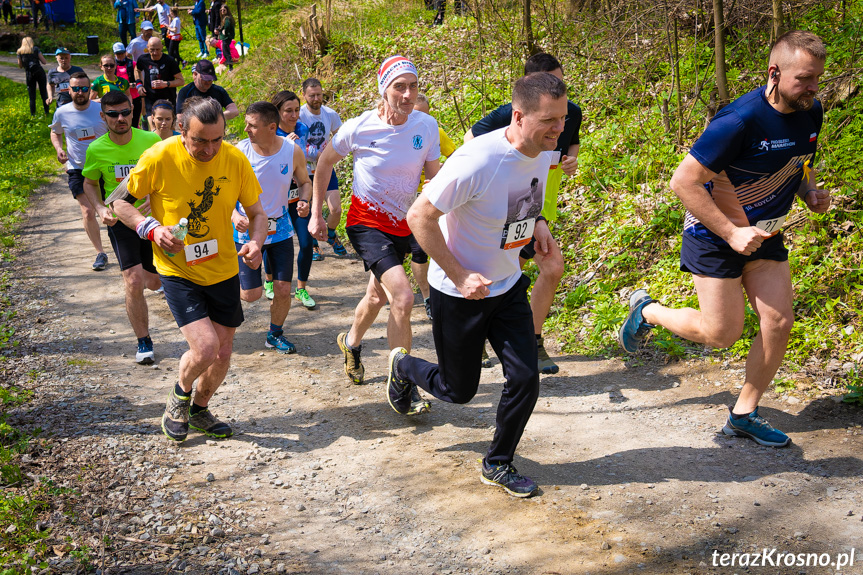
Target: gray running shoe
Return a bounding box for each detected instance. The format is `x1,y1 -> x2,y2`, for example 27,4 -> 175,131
481,345 -> 492,368
161,389 -> 191,442
189,408 -> 233,438
481,460 -> 538,498
92,252 -> 108,271
537,336 -> 559,375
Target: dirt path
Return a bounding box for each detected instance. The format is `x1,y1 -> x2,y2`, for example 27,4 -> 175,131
0,54 -> 101,84
4,168 -> 863,573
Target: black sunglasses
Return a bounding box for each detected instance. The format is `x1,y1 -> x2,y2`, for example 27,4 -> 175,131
70,86 -> 90,93
102,63 -> 116,69
104,109 -> 133,118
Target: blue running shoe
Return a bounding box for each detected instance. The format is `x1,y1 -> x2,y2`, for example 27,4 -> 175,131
480,460 -> 538,498
266,332 -> 296,354
312,245 -> 324,261
92,252 -> 108,271
722,407 -> 790,447
327,233 -> 348,256
136,337 -> 154,365
618,288 -> 655,353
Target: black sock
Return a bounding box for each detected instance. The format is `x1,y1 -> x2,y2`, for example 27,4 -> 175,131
535,334 -> 542,341
730,407 -> 753,419
190,402 -> 207,416
174,382 -> 189,398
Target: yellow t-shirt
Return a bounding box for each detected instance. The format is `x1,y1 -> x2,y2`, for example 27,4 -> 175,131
127,136 -> 263,285
418,127 -> 458,194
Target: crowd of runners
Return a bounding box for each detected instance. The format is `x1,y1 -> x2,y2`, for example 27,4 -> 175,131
44,28 -> 831,498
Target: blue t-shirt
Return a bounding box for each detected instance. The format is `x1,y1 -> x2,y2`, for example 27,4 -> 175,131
471,101 -> 581,155
684,87 -> 822,245
276,121 -> 309,152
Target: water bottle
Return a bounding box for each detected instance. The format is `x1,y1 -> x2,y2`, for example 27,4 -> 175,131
165,218 -> 188,257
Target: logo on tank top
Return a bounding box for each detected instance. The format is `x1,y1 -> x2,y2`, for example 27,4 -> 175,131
412,135 -> 423,150
280,164 -> 290,175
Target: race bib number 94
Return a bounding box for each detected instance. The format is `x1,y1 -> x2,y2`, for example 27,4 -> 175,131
184,239 -> 218,266
500,218 -> 535,250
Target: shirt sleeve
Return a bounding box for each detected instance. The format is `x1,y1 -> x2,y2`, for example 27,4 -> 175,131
439,129 -> 457,158
425,120 -> 441,163
689,108 -> 747,174
424,147 -> 488,214
568,102 -> 582,146
329,109 -> 342,132
329,117 -> 356,157
127,146 -> 157,200
470,103 -> 511,137
217,86 -> 234,107
175,84 -> 189,113
80,143 -> 101,181
49,108 -> 63,134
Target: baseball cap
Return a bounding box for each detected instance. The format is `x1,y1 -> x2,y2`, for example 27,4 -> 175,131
194,60 -> 217,82
54,47 -> 70,55
141,20 -> 154,30
113,42 -> 126,54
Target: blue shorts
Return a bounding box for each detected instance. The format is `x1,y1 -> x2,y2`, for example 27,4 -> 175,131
680,232 -> 788,279
311,169 -> 339,192
161,274 -> 244,328
236,238 -> 294,290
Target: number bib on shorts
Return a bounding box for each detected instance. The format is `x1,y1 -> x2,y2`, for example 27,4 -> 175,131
184,239 -> 218,266
755,214 -> 786,236
500,217 -> 535,250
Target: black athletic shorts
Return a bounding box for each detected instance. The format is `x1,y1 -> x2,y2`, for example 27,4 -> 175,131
407,234 -> 428,265
346,224 -> 412,281
680,232 -> 789,279
67,169 -> 85,199
236,238 -> 294,290
107,220 -> 156,273
160,274 -> 244,328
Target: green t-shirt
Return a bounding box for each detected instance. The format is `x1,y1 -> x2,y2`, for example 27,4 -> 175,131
91,75 -> 130,97
82,128 -> 162,200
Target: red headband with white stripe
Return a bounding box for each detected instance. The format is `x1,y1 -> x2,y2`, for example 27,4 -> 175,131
377,55 -> 418,95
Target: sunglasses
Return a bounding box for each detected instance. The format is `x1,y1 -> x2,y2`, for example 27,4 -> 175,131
102,63 -> 116,69
104,109 -> 133,118
70,86 -> 90,93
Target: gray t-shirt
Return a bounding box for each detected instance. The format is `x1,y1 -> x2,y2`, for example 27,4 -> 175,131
49,103 -> 108,170
47,65 -> 84,107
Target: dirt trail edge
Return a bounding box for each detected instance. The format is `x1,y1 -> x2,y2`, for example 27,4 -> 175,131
4,176 -> 863,575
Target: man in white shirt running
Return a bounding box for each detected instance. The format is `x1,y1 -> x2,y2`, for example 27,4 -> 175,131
233,101 -> 312,354
300,77 -> 347,259
49,71 -> 110,271
395,72 -> 568,497
310,55 -> 440,400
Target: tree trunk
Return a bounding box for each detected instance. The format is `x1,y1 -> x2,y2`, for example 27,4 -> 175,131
713,0 -> 729,106
771,0 -> 784,43
523,0 -> 536,54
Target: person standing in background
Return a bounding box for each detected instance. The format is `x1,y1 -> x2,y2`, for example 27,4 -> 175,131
215,4 -> 235,71
207,0 -> 222,35
114,0 -> 139,46
17,36 -> 49,116
189,0 -> 209,59
167,7 -> 187,68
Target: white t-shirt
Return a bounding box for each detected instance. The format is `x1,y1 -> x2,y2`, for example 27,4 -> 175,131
155,3 -> 170,27
299,104 -> 342,174
332,109 -> 440,236
50,103 -> 107,170
424,128 -> 551,298
169,16 -> 181,34
127,35 -> 148,63
234,138 -> 295,245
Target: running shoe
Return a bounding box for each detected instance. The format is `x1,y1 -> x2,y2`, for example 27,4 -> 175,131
409,385 -> 431,416
337,332 -> 364,384
480,460 -> 538,498
618,288 -> 656,353
481,346 -> 492,368
387,347 -> 413,415
188,408 -> 233,438
136,337 -> 155,365
161,389 -> 191,442
327,233 -> 348,256
424,297 -> 432,321
265,332 -> 296,354
92,252 -> 108,271
536,336 -> 559,375
264,280 -> 274,301
295,288 -> 316,309
722,407 -> 790,447
312,245 -> 324,261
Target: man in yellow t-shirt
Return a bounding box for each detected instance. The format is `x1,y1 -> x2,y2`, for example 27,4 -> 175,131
114,96 -> 267,443
411,94 -> 457,320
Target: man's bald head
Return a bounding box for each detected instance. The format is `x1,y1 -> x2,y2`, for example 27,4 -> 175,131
769,30 -> 826,68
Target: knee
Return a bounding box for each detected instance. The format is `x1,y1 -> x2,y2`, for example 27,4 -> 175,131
388,288 -> 414,317
192,339 -> 220,364
273,281 -> 292,300
761,308 -> 794,338
241,288 -> 262,302
703,326 -> 744,350
123,271 -> 145,294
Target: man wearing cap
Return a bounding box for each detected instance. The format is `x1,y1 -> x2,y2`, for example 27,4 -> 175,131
114,0 -> 139,46
49,72 -> 110,271
126,21 -> 154,63
46,48 -> 84,109
136,36 -> 183,117
309,55 -> 440,398
175,60 -> 238,125
113,42 -> 144,129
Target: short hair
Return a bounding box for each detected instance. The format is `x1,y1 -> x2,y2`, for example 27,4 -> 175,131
181,96 -> 224,128
512,72 -> 567,114
524,53 -> 562,75
245,101 -> 279,127
170,7 -> 179,16
69,71 -> 90,82
272,90 -> 300,111
415,93 -> 429,106
101,53 -> 116,64
770,30 -> 827,64
301,77 -> 322,93
151,99 -> 175,117
100,90 -> 131,110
